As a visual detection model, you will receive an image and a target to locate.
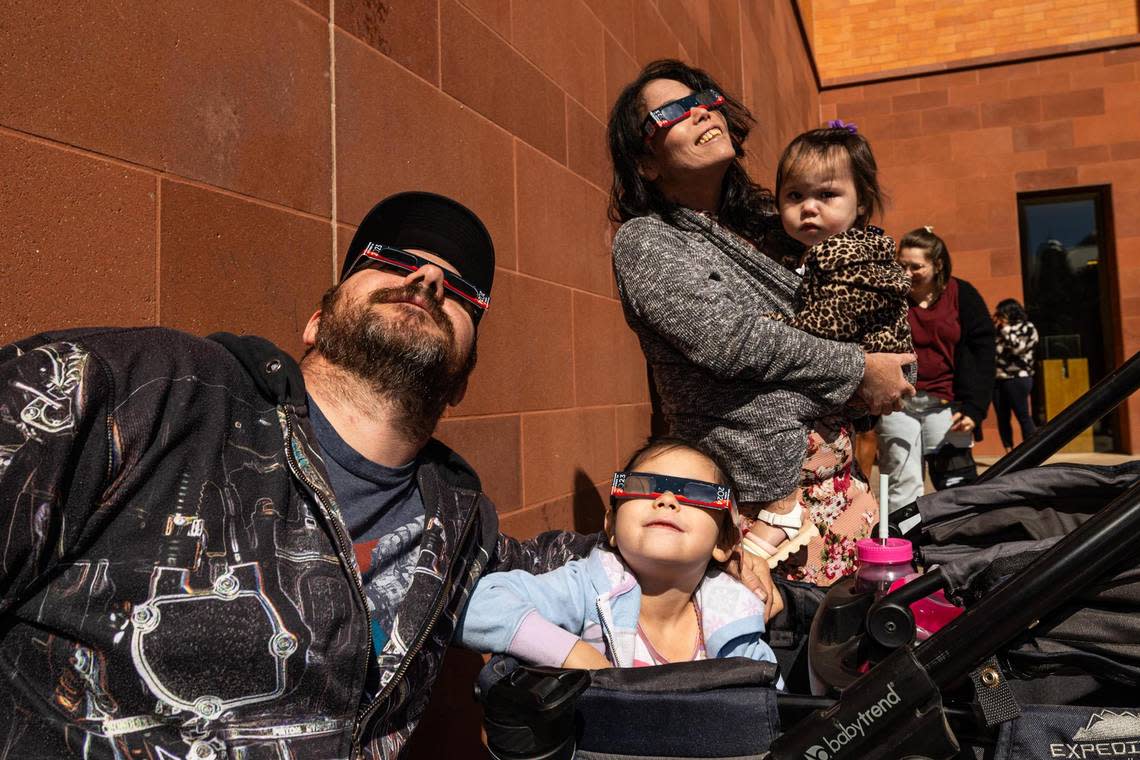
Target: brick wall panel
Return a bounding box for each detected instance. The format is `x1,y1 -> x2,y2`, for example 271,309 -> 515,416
634,0 -> 684,65
1015,166 -> 1080,191
335,32 -> 518,269
829,96 -> 894,125
981,96 -> 1044,127
1073,107 -> 1140,145
515,142 -> 612,295
706,0 -> 743,97
919,69 -> 980,91
1009,73 -> 1074,97
948,80 -> 1011,106
567,98 -> 611,190
1105,47 -> 1140,65
822,87 -> 863,104
440,0 -> 567,162
499,495 -> 575,538
584,0 -> 636,56
1103,80 -> 1140,110
453,270 -> 575,416
1012,121 -> 1075,151
615,403 -> 653,467
604,31 -> 641,110
949,127 -> 1015,159
0,135 -> 156,344
864,78 -> 922,97
522,407 -> 616,504
658,0 -> 699,60
435,415 -> 522,511
1078,60 -> 1138,86
1046,144 -> 1113,168
336,0 -> 439,83
573,293 -> 650,406
857,110 -> 924,140
458,0 -> 512,40
513,0 -> 607,120
919,105 -> 982,134
159,181 -> 331,356
0,0 -> 332,216
1041,88 -> 1107,120
892,90 -> 949,112
1111,141 -> 1140,160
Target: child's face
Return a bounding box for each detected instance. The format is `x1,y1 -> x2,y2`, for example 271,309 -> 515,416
606,447 -> 733,580
779,157 -> 863,248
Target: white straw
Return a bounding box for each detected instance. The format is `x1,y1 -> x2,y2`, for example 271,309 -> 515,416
878,474 -> 889,540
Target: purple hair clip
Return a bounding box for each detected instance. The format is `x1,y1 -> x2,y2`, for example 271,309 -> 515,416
827,119 -> 858,134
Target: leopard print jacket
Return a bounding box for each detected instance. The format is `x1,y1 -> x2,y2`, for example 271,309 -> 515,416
774,226 -> 917,384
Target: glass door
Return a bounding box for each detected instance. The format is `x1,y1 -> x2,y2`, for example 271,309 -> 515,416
1017,187 -> 1120,452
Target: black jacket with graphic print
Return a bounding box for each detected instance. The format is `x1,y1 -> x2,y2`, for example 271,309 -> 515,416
0,327 -> 595,759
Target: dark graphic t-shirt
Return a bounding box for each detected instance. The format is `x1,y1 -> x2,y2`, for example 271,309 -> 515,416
307,398 -> 424,660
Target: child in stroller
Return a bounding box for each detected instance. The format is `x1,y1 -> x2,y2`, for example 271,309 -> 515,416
457,438 -> 781,673
472,351 -> 1140,760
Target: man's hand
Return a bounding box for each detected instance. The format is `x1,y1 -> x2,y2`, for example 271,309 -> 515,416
561,639 -> 612,670
856,352 -> 917,415
725,548 -> 785,622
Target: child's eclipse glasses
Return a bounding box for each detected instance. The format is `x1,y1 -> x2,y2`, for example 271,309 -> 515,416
642,89 -> 726,140
354,243 -> 491,318
610,471 -> 732,511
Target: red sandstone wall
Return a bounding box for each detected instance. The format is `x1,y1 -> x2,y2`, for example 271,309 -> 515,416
0,2 -> 819,754
820,46 -> 1140,454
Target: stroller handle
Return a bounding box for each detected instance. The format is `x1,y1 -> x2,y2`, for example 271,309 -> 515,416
980,350 -> 1140,482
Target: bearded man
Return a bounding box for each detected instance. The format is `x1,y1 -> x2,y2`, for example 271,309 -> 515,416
0,192 -> 776,759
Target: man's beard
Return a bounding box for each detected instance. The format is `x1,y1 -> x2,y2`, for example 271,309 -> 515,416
314,283 -> 476,442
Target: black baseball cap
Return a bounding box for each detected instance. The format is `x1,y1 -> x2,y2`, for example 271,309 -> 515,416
341,192 -> 495,301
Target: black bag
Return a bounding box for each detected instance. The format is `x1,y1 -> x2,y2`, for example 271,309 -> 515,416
476,656 -> 781,759
927,444 -> 979,490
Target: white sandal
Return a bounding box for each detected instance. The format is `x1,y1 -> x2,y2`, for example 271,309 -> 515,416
741,503 -> 819,569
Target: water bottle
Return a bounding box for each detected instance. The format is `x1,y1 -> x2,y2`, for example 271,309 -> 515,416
852,537 -> 917,597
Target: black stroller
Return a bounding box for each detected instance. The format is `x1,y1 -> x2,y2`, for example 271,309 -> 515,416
474,353 -> 1140,760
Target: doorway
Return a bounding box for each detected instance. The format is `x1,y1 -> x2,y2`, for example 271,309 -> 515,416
1017,187 -> 1120,452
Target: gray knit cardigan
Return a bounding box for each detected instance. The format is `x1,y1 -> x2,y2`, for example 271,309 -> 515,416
612,208 -> 866,502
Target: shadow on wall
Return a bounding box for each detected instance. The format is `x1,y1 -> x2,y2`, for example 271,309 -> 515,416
573,468 -> 607,535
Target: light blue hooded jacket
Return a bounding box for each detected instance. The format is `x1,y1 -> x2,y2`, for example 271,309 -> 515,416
457,546 -> 779,678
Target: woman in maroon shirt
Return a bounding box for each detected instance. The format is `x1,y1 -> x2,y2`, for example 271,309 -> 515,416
876,227 -> 996,509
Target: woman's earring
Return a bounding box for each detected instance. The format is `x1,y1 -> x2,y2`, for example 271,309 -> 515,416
608,534 -> 617,547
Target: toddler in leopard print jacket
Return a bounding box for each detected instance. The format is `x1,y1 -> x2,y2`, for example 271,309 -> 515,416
739,123 -> 915,569
772,122 -> 915,374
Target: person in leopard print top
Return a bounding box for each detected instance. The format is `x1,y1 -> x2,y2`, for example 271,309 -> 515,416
993,298 -> 1040,450
737,124 -> 916,573
771,124 -> 915,375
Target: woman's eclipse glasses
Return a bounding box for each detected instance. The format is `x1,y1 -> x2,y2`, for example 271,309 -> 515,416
642,89 -> 726,140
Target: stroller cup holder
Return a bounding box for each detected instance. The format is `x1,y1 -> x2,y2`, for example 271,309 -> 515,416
808,569 -> 945,693
476,658 -> 591,760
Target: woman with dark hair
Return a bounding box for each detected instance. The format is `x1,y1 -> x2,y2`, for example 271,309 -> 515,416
608,60 -> 915,585
993,298 -> 1039,451
877,227 -> 996,508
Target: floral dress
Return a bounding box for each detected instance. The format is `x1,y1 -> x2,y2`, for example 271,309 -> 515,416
774,415 -> 879,586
